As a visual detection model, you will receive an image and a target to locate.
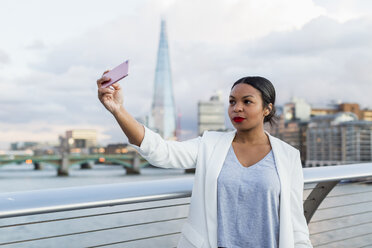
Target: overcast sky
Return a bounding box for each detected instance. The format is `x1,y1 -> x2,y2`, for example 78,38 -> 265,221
0,0 -> 371,149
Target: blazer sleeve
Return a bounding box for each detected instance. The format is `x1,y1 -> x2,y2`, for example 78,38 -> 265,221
128,125 -> 201,169
291,150 -> 313,248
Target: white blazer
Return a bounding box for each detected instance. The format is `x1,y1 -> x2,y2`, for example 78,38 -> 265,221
129,126 -> 313,248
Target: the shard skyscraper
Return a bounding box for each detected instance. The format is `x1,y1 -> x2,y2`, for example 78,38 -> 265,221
149,19 -> 177,140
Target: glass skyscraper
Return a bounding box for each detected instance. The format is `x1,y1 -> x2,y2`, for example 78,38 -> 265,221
149,19 -> 176,140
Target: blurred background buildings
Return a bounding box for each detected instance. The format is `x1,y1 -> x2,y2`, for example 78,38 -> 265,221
267,100 -> 372,167
198,91 -> 226,135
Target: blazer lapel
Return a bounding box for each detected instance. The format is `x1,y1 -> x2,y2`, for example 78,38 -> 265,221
204,130 -> 236,247
265,130 -> 288,198
265,131 -> 293,248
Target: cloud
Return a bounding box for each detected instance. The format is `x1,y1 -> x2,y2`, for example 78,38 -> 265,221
314,0 -> 372,22
0,66 -> 111,123
248,16 -> 372,56
0,121 -> 111,149
1,0 -> 371,147
25,40 -> 46,50
0,50 -> 10,65
237,16 -> 372,108
31,0 -> 325,74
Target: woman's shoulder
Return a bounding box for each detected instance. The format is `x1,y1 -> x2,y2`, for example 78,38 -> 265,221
200,129 -> 235,143
202,129 -> 234,138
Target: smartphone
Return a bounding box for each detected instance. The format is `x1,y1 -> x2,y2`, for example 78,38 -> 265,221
100,60 -> 129,88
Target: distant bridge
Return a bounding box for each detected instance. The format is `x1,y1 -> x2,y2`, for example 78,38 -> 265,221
0,152 -> 150,176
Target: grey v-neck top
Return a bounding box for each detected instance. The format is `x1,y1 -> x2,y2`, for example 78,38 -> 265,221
217,145 -> 281,248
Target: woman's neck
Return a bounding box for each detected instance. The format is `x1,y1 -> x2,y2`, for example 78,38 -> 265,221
234,126 -> 269,145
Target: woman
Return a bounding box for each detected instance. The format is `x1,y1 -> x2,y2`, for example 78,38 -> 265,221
97,75 -> 313,248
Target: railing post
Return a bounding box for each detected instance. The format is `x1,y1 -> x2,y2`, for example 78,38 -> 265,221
34,162 -> 44,170
303,180 -> 340,223
57,153 -> 69,176
57,135 -> 70,176
81,161 -> 93,169
125,152 -> 140,175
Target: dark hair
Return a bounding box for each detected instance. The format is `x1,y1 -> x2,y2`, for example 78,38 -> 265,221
231,76 -> 279,127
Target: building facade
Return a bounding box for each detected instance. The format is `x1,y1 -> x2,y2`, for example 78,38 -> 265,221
269,99 -> 310,165
65,129 -> 97,154
306,112 -> 372,167
311,102 -> 372,121
268,114 -> 309,165
271,100 -> 372,166
283,97 -> 311,122
198,92 -> 225,135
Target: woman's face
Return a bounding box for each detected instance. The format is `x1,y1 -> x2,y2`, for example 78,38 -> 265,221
228,83 -> 271,131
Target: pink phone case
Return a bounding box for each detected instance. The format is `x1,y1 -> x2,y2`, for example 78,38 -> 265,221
100,60 -> 129,88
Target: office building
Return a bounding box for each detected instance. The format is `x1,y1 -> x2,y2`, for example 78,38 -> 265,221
65,129 -> 97,154
198,91 -> 225,135
149,19 -> 177,140
306,112 -> 372,167
283,97 -> 311,122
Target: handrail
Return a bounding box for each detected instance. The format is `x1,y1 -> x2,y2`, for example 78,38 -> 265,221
0,177 -> 192,218
2,163 -> 372,247
0,163 -> 371,219
304,162 -> 372,183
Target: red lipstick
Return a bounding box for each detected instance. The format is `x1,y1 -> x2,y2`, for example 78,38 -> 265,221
233,117 -> 245,123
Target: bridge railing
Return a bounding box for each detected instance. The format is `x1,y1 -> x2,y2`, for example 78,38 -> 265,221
1,163 -> 372,247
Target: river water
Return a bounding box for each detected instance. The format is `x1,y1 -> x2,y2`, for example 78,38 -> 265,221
0,163 -> 372,247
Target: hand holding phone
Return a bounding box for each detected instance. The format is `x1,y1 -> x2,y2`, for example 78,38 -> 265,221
100,60 -> 129,88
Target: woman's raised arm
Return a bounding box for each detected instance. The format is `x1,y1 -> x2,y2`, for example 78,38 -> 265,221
97,73 -> 201,169
97,74 -> 144,147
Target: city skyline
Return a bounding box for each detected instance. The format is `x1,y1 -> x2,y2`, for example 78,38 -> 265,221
3,97 -> 371,151
0,0 -> 372,149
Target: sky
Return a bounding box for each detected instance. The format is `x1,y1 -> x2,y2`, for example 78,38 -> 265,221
0,0 -> 371,149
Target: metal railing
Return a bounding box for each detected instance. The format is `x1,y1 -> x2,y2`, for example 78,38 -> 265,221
1,163 -> 372,247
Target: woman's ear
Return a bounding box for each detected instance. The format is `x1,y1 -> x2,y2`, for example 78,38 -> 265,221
265,103 -> 273,116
